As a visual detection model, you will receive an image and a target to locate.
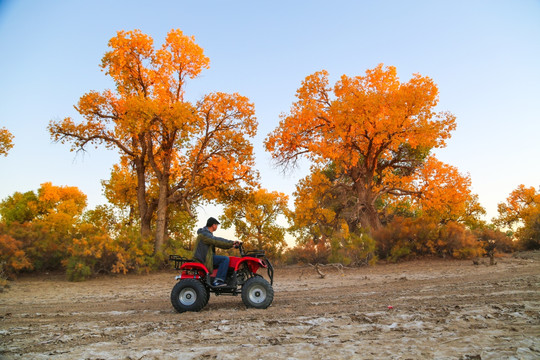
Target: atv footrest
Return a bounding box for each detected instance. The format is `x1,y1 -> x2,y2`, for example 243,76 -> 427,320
210,284 -> 236,290
212,286 -> 240,296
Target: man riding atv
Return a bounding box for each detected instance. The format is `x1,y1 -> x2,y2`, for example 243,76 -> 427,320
169,217 -> 274,312
192,217 -> 241,287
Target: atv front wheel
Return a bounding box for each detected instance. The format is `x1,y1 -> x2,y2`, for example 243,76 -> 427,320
241,277 -> 274,309
171,279 -> 208,313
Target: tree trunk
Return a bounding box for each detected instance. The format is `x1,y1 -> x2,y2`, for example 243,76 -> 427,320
154,179 -> 169,255
354,180 -> 382,232
152,147 -> 172,255
135,157 -> 152,240
358,203 -> 382,232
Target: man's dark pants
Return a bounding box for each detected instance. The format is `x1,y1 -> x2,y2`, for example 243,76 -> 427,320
213,255 -> 229,282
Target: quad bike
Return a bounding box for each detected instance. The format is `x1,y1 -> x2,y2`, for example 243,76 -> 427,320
169,243 -> 274,313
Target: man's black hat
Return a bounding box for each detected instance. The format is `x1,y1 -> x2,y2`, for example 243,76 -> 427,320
206,217 -> 220,227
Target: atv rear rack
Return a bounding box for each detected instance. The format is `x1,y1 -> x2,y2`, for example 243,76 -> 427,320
169,255 -> 194,270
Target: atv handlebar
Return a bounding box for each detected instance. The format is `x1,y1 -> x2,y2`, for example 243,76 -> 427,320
236,241 -> 245,256
237,242 -> 267,259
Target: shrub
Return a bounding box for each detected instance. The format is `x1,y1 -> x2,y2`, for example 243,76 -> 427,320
440,221 -> 484,259
0,234 -> 32,278
1,262 -> 9,288
372,225 -> 397,260
389,243 -> 411,262
474,227 -> 515,254
374,217 -> 484,260
331,231 -> 377,266
283,238 -> 331,265
65,258 -> 92,282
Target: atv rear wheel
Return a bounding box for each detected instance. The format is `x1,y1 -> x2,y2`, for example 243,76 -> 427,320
171,279 -> 208,313
241,277 -> 274,309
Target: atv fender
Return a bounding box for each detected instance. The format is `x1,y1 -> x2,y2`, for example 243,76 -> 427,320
181,262 -> 209,272
176,262 -> 209,280
233,257 -> 266,273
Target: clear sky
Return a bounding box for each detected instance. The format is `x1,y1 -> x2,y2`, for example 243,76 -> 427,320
0,0 -> 539,232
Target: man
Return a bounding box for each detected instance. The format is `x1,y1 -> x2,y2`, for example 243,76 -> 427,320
192,217 -> 241,287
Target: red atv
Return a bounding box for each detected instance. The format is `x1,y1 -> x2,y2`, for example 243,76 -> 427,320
169,243 -> 274,313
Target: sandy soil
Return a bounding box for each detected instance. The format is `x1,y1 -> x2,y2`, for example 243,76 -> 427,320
1,252 -> 539,360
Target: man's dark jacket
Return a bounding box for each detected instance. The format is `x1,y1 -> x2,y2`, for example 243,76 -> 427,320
192,227 -> 234,271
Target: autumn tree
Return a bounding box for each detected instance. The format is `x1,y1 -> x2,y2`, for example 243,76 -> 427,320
495,184 -> 540,250
0,127 -> 14,156
0,191 -> 39,225
266,64 -> 456,232
406,156 -> 485,226
220,188 -> 289,258
49,29 -> 258,254
0,232 -> 32,279
288,164 -> 347,243
0,184 -> 167,280
101,159 -> 140,224
65,204 -> 159,281
288,164 -> 378,264
0,183 -> 88,270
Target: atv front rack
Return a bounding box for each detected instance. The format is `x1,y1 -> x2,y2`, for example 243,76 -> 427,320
169,255 -> 194,270
243,249 -> 266,258
239,245 -> 273,285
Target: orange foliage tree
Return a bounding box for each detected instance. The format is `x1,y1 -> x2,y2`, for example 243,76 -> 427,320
407,156 -> 485,226
266,64 -> 456,232
495,184 -> 540,249
49,29 -> 258,254
0,126 -> 14,156
0,232 -> 32,278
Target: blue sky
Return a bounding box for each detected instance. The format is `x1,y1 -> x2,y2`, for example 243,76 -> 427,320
1,0 -> 539,232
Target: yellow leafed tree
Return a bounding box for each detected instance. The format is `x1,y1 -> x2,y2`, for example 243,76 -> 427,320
49,29 -> 258,254
220,188 -> 289,258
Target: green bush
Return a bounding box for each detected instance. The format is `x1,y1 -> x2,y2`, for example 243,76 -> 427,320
65,258 -> 92,282
327,230 -> 376,266
389,244 -> 411,262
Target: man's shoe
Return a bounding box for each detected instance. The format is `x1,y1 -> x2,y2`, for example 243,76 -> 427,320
212,280 -> 227,287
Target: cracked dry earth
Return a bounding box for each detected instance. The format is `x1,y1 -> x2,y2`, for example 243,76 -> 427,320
1,252 -> 539,360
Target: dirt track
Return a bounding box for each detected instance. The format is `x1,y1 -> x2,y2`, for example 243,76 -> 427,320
1,252 -> 539,360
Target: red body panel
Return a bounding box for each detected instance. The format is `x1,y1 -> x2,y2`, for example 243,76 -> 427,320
179,257 -> 266,279
230,256 -> 266,273
181,262 -> 208,272
178,262 -> 207,280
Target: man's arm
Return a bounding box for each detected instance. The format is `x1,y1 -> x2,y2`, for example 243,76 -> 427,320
198,229 -> 234,249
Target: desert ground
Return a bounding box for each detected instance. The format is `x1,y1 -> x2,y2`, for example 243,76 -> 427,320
1,252 -> 539,360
